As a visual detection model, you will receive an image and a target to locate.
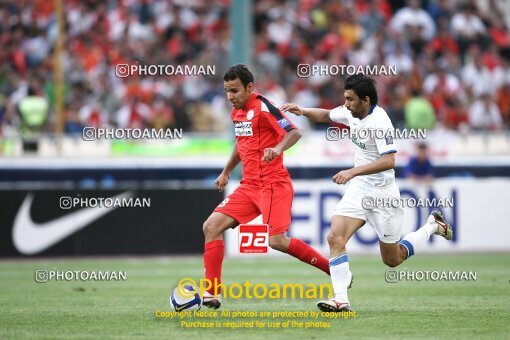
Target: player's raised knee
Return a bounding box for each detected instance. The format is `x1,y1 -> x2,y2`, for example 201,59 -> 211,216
382,256 -> 401,268
203,218 -> 219,238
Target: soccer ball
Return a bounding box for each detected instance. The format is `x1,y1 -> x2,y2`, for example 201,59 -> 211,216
170,284 -> 202,312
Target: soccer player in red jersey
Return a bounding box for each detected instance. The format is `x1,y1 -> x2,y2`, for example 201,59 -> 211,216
202,64 -> 333,309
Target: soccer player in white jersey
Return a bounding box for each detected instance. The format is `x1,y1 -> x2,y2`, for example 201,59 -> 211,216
280,74 -> 453,312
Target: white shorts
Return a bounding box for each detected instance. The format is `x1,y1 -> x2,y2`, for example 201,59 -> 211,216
332,178 -> 404,243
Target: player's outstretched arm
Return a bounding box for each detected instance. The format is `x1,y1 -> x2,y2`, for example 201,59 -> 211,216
279,103 -> 331,123
333,153 -> 396,185
215,144 -> 241,192
262,129 -> 302,163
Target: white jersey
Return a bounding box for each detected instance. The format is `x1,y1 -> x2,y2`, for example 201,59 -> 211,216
329,105 -> 396,187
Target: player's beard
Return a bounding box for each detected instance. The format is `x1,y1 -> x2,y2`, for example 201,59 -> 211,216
348,108 -> 360,119
348,105 -> 365,119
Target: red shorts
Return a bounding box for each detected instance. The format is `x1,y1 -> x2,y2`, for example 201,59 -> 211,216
214,182 -> 293,236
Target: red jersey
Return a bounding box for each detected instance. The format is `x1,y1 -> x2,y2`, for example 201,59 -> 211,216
231,92 -> 297,186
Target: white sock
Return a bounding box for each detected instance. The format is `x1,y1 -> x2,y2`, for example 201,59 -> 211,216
400,219 -> 437,258
329,253 -> 349,303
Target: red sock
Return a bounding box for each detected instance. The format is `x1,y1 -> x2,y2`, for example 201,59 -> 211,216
288,238 -> 330,275
204,240 -> 224,295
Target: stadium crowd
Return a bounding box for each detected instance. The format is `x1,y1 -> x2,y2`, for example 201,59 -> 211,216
1,0 -> 510,136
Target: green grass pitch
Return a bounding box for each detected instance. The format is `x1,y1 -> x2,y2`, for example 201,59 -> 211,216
1,254 -> 509,339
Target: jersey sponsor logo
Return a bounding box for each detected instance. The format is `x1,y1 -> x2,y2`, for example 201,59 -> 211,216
277,118 -> 290,129
12,192 -> 133,255
246,110 -> 254,120
238,224 -> 268,254
351,136 -> 366,150
234,121 -> 253,136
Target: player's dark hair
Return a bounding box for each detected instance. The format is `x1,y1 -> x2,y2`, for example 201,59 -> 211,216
344,74 -> 378,105
223,64 -> 254,88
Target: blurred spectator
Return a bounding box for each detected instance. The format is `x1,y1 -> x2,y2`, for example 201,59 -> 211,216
64,102 -> 84,134
404,89 -> 436,129
493,57 -> 510,91
474,0 -> 506,31
482,42 -> 504,71
267,14 -> 293,45
359,0 -> 385,39
443,97 -> 469,131
461,46 -> 494,99
450,3 -> 487,54
187,100 -> 215,132
338,8 -> 364,48
385,44 -> 413,74
257,42 -> 282,75
17,85 -> 49,134
287,81 -> 317,131
23,26 -> 50,68
427,17 -> 459,58
258,73 -> 287,107
390,0 -> 436,41
404,143 -> 434,184
468,93 -> 503,131
423,62 -> 463,120
385,75 -> 409,128
17,85 -> 49,152
151,97 -> 175,130
426,0 -> 453,24
490,18 -> 510,49
116,96 -> 151,129
79,99 -> 108,128
172,91 -> 192,132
